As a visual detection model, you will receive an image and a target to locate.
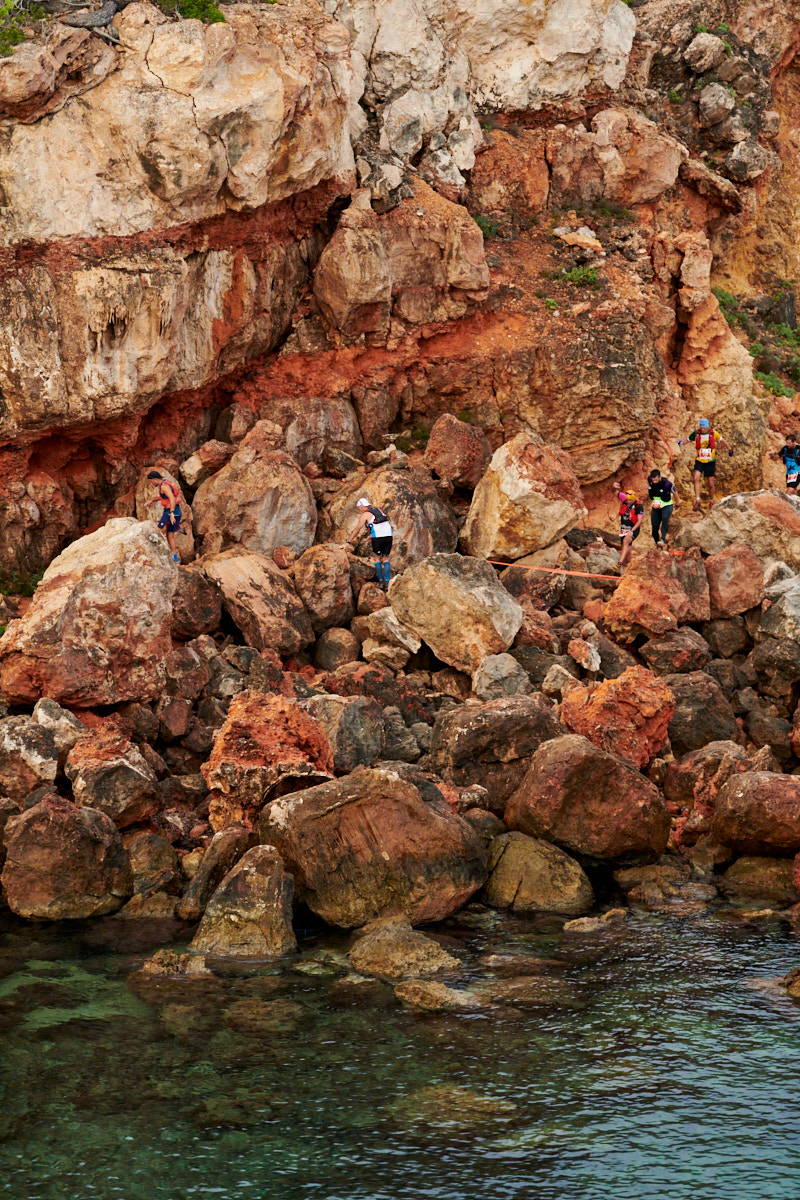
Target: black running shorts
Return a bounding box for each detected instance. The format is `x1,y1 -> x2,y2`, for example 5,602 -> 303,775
693,459 -> 716,477
371,535 -> 393,555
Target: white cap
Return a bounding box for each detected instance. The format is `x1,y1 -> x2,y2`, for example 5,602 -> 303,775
356,497 -> 370,507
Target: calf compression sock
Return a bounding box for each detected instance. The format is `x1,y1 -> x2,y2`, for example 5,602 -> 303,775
382,563 -> 391,584
374,562 -> 382,583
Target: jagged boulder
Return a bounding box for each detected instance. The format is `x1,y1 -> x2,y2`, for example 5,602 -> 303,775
681,492 -> 800,572
303,695 -> 385,774
559,666 -> 674,770
627,547 -> 710,623
388,553 -> 522,673
506,734 -> 670,864
170,567 -> 222,641
190,846 -> 296,959
484,832 -> 593,916
259,766 -> 488,927
461,435 -> 586,559
430,694 -> 566,812
602,576 -> 677,644
177,826 -> 255,921
203,692 -> 333,831
0,518 -> 176,707
0,716 -> 58,801
1,795 -> 132,919
193,424 -> 317,558
201,547 -> 313,654
705,543 -> 764,618
32,698 -> 88,769
424,413 -> 492,489
663,740 -> 750,844
664,672 -> 739,757
65,727 -> 160,828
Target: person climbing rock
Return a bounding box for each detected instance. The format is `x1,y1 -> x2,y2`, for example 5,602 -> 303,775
346,497 -> 394,591
677,418 -> 732,511
647,469 -> 676,548
147,470 -> 181,563
614,485 -> 644,571
770,432 -> 800,495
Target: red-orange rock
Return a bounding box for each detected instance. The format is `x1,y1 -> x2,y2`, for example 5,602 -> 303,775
203,692 -> 333,832
514,603 -> 560,652
663,740 -> 750,845
65,727 -> 160,828
259,767 -> 488,927
424,413 -> 492,489
1,795 -> 133,919
170,566 -> 222,641
603,576 -> 677,644
627,547 -> 710,623
705,542 -> 764,618
506,733 -> 670,864
559,666 -> 674,769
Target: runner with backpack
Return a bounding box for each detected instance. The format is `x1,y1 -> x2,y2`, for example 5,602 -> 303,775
614,486 -> 644,571
147,470 -> 181,563
677,418 -> 733,511
770,432 -> 800,495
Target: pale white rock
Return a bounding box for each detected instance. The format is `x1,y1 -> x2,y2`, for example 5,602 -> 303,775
388,553 -> 523,674
33,699 -> 88,770
472,654 -> 533,702
678,492 -> 800,573
0,518 -> 176,707
461,434 -> 586,560
683,32 -> 726,73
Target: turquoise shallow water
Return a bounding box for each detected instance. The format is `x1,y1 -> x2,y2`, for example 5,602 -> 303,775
0,909 -> 798,1200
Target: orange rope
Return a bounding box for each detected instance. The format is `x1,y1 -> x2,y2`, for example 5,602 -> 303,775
488,560 -> 621,582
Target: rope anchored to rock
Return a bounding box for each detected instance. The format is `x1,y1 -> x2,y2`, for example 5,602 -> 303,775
487,560 -> 622,582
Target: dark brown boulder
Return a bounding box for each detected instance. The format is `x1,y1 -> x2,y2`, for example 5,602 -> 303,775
177,825 -> 255,921
1,795 -> 133,919
429,695 -> 566,813
65,728 -> 160,828
505,734 -> 670,864
259,767 -> 488,927
640,629 -> 711,676
190,845 -> 296,959
170,567 -> 222,640
663,671 -> 739,757
712,773 -> 800,856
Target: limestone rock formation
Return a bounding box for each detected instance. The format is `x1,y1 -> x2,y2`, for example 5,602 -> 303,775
0,716 -> 58,801
1,795 -> 133,919
424,413 -> 492,489
203,692 -> 333,831
484,832 -> 594,916
202,547 -> 314,654
0,518 -> 176,707
559,666 -> 675,770
190,845 -> 297,959
461,435 -> 586,560
193,426 -> 317,558
65,727 -> 160,828
506,734 -> 670,864
388,553 -> 522,673
681,493 -> 800,571
260,766 -> 488,927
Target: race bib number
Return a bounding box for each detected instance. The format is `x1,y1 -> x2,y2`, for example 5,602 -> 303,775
788,472 -> 798,485
698,447 -> 712,461
652,497 -> 663,509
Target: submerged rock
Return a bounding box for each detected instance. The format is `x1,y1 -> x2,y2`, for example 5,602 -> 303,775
393,980 -> 487,1013
347,916 -> 461,981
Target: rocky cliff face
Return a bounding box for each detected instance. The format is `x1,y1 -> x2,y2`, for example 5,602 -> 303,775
0,0 -> 798,570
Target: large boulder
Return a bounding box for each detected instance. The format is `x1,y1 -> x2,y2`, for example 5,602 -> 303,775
712,773 -> 800,856
65,727 -> 160,828
327,463 -> 458,571
663,671 -> 739,757
203,692 -> 333,831
0,716 -> 58,801
705,543 -> 764,618
424,413 -> 492,489
759,585 -> 800,643
193,424 -> 317,558
719,856 -> 799,907
259,767 -> 488,927
602,576 -> 677,644
170,567 -> 222,641
388,553 -> 522,673
302,694 -> 385,773
627,547 -> 710,623
506,734 -> 670,864
1,795 -> 132,919
559,666 -> 674,770
460,435 -> 586,560
190,846 -> 296,959
292,545 -> 354,633
639,629 -> 711,676
201,548 -> 313,654
663,740 -> 750,844
681,491 -> 800,571
0,518 -> 176,706
483,832 -> 593,916
430,694 -> 566,812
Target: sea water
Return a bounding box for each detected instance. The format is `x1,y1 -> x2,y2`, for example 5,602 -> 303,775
0,909 -> 798,1200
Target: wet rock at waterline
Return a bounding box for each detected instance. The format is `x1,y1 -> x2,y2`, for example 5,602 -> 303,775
190,846 -> 297,960
347,916 -> 461,981
483,832 -> 594,916
1,795 -> 133,919
259,767 -> 488,927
